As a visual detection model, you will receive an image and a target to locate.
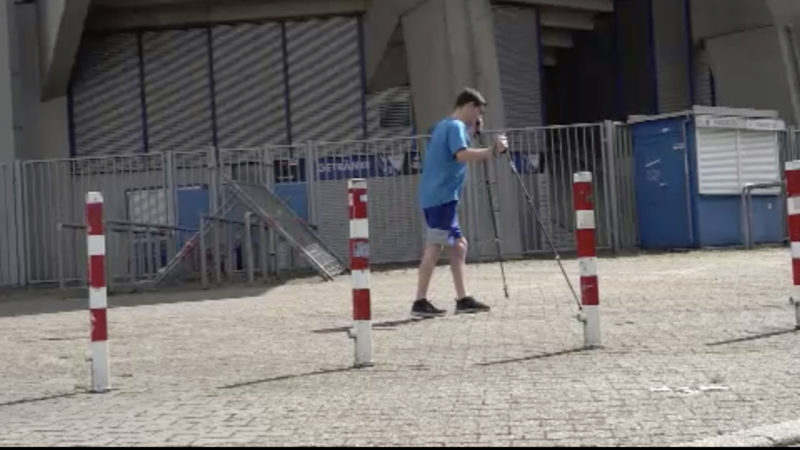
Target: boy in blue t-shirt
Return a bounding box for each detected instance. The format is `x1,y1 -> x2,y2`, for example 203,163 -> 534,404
412,88 -> 508,318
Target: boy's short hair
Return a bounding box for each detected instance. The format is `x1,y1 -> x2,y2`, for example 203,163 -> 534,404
455,88 -> 487,108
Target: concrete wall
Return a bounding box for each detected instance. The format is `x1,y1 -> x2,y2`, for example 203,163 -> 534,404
705,26 -> 795,121
690,0 -> 773,42
765,0 -> 800,125
688,0 -> 798,123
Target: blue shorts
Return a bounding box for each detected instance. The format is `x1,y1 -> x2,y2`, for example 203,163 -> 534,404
423,201 -> 462,246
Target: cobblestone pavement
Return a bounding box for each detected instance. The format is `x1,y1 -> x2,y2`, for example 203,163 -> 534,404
1,247 -> 799,446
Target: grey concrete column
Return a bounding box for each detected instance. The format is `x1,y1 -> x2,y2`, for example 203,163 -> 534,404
0,0 -> 17,162
402,0 -> 521,257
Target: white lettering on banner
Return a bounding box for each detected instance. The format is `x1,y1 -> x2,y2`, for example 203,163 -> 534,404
318,160 -> 371,175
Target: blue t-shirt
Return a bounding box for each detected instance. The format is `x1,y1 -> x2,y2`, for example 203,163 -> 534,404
419,118 -> 469,209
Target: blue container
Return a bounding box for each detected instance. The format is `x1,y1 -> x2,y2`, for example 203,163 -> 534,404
630,108 -> 784,250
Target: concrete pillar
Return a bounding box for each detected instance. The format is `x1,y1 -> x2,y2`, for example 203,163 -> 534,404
402,0 -> 506,132
402,0 -> 521,257
766,0 -> 800,125
0,0 -> 17,162
37,0 -> 90,101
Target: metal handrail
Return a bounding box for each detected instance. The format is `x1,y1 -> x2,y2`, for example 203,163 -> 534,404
741,181 -> 785,249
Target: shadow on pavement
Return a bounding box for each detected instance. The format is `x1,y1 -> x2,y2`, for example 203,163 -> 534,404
706,328 -> 799,347
0,391 -> 84,408
218,367 -> 356,390
311,317 -> 434,334
476,347 -> 590,367
0,282 -> 292,318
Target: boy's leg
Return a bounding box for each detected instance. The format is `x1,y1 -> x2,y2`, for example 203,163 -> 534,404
411,209 -> 450,317
416,244 -> 442,300
447,205 -> 491,314
449,237 -> 468,300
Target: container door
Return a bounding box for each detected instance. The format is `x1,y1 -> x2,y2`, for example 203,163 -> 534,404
634,120 -> 694,248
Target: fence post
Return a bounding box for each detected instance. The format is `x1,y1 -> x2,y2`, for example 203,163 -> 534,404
86,192 -> 110,393
786,161 -> 800,329
163,151 -> 178,260
14,161 -> 28,286
213,217 -> 222,285
603,120 -> 621,254
200,217 -> 209,289
259,221 -> 269,283
348,178 -> 373,368
305,142 -> 316,229
57,223 -> 65,290
207,146 -> 219,213
574,172 -> 602,348
245,212 -> 255,285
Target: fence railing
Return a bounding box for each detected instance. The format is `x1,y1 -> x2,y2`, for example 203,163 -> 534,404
1,121 -> 644,289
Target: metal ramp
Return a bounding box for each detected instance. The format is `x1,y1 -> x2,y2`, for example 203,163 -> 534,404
223,175 -> 346,281
151,187 -> 246,287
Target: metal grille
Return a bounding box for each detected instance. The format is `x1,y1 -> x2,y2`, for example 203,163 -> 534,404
367,86 -> 414,138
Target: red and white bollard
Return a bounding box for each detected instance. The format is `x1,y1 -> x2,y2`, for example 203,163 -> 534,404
573,172 -> 602,348
86,192 -> 110,393
348,179 -> 373,367
785,161 -> 800,329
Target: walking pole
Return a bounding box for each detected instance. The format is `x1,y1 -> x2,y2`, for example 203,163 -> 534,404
476,124 -> 510,299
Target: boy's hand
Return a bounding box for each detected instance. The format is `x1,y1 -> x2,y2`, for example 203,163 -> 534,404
493,134 -> 509,155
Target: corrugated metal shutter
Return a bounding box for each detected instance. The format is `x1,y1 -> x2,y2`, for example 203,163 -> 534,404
492,4 -> 542,128
143,29 -> 213,153
695,127 -> 738,194
71,33 -> 144,156
286,17 -> 362,142
739,130 -> 780,188
695,46 -> 714,106
652,0 -> 691,113
696,118 -> 782,195
212,23 -> 287,147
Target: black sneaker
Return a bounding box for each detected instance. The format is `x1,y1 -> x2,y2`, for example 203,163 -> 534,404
411,299 -> 447,318
455,296 -> 491,315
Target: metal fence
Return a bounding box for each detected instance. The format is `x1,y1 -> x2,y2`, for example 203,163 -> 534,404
783,128 -> 800,168
1,121 -> 644,289
310,137 -> 428,265
462,122 -> 638,258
